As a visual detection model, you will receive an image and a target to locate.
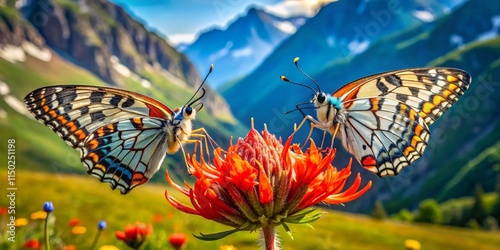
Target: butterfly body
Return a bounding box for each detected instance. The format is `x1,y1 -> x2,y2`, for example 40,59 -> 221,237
286,63 -> 471,177
24,84 -> 204,194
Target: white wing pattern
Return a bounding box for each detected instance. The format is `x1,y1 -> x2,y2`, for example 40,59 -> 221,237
333,68 -> 471,176
24,85 -> 189,194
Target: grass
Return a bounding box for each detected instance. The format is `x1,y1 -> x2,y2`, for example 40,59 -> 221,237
1,171 -> 499,250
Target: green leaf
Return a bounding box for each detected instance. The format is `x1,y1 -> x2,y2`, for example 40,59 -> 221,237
193,228 -> 241,241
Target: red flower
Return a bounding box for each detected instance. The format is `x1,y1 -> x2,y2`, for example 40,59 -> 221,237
115,222 -> 153,249
165,126 -> 371,240
23,239 -> 40,249
169,233 -> 188,250
0,207 -> 8,216
68,218 -> 80,227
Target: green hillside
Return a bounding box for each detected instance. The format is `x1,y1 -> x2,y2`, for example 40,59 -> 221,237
1,171 -> 500,250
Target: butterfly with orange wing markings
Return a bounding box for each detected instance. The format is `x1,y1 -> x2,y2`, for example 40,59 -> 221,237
283,58 -> 471,177
23,67 -> 212,194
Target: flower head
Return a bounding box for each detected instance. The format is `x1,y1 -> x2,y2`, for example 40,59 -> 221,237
23,239 -> 40,249
405,239 -> 422,250
165,126 -> 371,240
15,218 -> 28,227
43,201 -> 54,213
115,222 -> 153,249
71,226 -> 87,235
0,207 -> 8,216
68,218 -> 81,227
169,233 -> 188,250
98,220 -> 107,230
31,211 -> 47,220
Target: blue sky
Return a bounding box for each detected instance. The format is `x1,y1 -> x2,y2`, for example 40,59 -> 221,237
110,0 -> 334,44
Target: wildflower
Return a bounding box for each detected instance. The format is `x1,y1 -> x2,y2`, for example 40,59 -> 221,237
68,218 -> 81,227
42,201 -> 54,250
92,220 -> 107,249
31,211 -> 47,220
64,245 -> 76,250
15,218 -> 28,227
169,233 -> 188,250
23,239 -> 40,249
115,222 -> 153,249
99,246 -> 120,250
165,125 -> 372,248
71,226 -> 87,235
98,220 -> 107,230
220,245 -> 238,250
405,239 -> 421,250
0,207 -> 8,216
43,201 -> 54,213
152,213 -> 163,223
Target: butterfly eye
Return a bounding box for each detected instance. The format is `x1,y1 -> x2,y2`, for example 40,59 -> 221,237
185,107 -> 193,116
317,93 -> 326,104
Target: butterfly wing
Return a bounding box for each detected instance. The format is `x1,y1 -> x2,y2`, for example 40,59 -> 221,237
23,85 -> 173,148
81,118 -> 169,194
334,68 -> 471,176
23,85 -> 175,193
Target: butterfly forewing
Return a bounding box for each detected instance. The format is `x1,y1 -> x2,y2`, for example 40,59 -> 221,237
332,68 -> 471,176
23,85 -> 180,194
336,68 -> 471,125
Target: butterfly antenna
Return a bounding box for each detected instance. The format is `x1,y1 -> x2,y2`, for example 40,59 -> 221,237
188,88 -> 206,107
293,57 -> 321,92
280,75 -> 317,94
185,64 -> 213,107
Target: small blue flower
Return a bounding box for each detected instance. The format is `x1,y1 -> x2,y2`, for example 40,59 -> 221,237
98,220 -> 107,230
43,201 -> 54,213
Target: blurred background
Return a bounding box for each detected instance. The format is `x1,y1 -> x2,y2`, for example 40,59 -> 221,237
1,0 -> 500,249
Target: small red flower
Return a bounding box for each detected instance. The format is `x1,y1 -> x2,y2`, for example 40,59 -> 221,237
68,218 -> 81,227
0,207 -> 8,216
115,222 -> 153,249
169,233 -> 188,250
23,239 -> 40,249
165,126 -> 372,240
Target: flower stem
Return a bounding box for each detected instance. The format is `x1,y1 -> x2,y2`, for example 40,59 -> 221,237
90,230 -> 102,250
262,225 -> 277,250
44,214 -> 51,250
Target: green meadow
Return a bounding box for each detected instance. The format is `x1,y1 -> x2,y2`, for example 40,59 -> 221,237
1,171 -> 499,250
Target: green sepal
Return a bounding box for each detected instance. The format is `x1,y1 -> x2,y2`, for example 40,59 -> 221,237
281,222 -> 294,240
285,208 -> 324,224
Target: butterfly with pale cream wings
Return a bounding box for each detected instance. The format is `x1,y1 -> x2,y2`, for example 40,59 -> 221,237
282,58 -> 471,176
23,65 -> 213,194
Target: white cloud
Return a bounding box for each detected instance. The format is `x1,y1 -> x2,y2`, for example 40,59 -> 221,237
168,33 -> 197,45
264,0 -> 337,18
231,47 -> 252,58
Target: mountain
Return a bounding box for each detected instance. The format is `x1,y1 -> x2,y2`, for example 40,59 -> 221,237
220,0 -> 500,213
221,0 -> 451,124
180,6 -> 307,88
0,0 -> 246,183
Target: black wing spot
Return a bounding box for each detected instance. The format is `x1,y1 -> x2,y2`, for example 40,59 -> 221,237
90,91 -> 105,103
409,87 -> 419,96
385,75 -> 402,86
376,79 -> 389,94
396,93 -> 409,102
90,111 -> 105,122
122,98 -> 135,108
109,95 -> 123,106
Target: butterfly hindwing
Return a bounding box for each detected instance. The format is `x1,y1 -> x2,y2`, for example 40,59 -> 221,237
342,97 -> 430,176
80,117 -> 169,194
